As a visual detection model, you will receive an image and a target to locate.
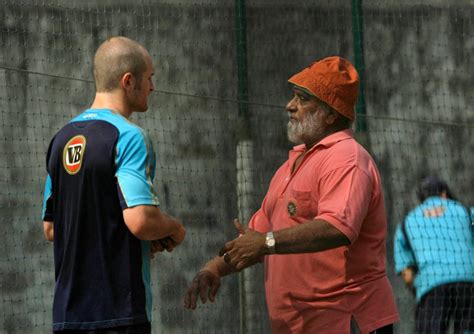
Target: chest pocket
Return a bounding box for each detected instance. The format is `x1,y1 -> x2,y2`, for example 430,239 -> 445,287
287,188 -> 314,219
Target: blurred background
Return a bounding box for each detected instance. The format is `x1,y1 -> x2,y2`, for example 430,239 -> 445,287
0,0 -> 472,333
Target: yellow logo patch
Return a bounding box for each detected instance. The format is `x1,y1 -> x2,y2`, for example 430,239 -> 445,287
63,135 -> 86,175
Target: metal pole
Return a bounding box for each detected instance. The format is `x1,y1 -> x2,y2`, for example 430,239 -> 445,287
235,1 -> 250,333
236,0 -> 249,132
351,0 -> 368,133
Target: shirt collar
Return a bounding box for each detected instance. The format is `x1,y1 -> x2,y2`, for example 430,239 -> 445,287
86,108 -> 113,114
423,196 -> 447,205
85,108 -> 130,120
289,129 -> 354,157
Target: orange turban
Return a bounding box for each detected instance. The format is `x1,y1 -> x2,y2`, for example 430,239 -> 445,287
288,56 -> 359,121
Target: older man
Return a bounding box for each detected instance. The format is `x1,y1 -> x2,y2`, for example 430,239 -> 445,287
42,37 -> 186,333
184,56 -> 399,334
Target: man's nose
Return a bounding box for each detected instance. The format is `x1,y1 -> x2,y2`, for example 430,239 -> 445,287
286,96 -> 297,113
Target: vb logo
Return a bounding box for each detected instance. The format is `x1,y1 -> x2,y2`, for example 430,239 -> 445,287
63,135 -> 86,175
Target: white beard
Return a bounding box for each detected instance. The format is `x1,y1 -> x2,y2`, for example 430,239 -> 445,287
287,111 -> 323,144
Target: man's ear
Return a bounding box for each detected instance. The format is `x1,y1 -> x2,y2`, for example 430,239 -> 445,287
326,111 -> 338,125
121,72 -> 135,92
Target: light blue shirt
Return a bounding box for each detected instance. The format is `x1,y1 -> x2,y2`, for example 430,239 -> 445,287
394,197 -> 474,302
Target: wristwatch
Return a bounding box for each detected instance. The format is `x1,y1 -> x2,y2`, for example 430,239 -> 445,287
265,231 -> 276,254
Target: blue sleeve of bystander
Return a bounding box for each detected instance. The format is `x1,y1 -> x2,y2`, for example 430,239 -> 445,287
393,223 -> 416,274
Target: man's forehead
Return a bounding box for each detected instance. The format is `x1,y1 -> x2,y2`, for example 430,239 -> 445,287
291,85 -> 331,109
291,85 -> 315,98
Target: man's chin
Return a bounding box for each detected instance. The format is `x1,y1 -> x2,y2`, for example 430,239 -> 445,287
133,106 -> 148,113
287,133 -> 303,145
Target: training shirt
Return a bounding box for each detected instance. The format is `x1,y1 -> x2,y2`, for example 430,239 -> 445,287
394,196 -> 474,302
42,109 -> 159,331
249,129 -> 399,334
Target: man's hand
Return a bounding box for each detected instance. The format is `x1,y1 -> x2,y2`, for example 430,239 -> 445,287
162,213 -> 186,248
218,219 -> 266,271
401,266 -> 417,296
168,223 -> 186,247
402,267 -> 416,287
149,238 -> 170,258
150,224 -> 186,258
43,221 -> 54,242
184,270 -> 221,310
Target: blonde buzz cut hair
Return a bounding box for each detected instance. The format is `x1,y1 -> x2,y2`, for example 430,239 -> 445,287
93,36 -> 148,92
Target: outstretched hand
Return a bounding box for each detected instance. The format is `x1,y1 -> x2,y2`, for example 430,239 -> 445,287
183,270 -> 221,310
218,219 -> 266,271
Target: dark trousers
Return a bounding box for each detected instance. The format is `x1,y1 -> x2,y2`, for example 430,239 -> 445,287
54,322 -> 151,334
416,282 -> 474,334
351,320 -> 393,334
369,323 -> 393,334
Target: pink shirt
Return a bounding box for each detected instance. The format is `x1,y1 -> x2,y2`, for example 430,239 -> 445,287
249,129 -> 399,334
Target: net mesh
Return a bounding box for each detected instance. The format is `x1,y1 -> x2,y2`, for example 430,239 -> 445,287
0,0 -> 473,333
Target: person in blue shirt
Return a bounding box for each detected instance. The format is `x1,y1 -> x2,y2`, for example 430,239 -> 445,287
394,176 -> 474,334
42,36 -> 186,333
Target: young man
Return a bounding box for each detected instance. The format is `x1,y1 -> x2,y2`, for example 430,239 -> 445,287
184,56 -> 399,334
394,176 -> 474,334
42,36 -> 186,333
